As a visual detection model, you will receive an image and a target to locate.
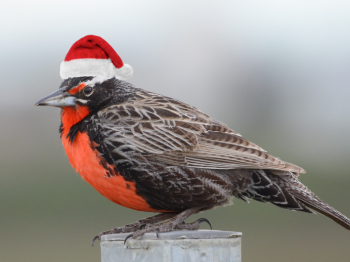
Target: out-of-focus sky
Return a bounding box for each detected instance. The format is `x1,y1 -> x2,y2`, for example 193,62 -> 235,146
1,1 -> 350,262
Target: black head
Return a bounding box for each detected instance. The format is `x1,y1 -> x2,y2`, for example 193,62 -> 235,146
36,76 -> 135,113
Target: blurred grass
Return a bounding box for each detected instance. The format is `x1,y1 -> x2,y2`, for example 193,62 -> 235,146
1,109 -> 350,262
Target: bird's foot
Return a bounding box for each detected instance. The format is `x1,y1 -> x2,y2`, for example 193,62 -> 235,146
124,217 -> 211,242
175,218 -> 212,230
92,208 -> 204,246
92,225 -> 136,246
125,219 -> 179,241
92,212 -> 178,246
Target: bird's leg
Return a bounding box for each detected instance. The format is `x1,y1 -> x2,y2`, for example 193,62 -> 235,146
174,218 -> 212,230
122,212 -> 179,232
92,212 -> 178,246
129,207 -> 202,240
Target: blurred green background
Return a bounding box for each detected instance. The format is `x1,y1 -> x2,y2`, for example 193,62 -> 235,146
1,1 -> 350,261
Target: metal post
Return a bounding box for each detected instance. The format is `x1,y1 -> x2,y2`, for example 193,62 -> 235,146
101,230 -> 242,262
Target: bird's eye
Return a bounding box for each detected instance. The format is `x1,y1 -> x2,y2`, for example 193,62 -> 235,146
83,86 -> 93,96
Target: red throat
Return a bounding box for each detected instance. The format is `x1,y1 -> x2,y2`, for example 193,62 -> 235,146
61,105 -> 90,132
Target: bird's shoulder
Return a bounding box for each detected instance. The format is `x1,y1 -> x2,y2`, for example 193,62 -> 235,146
95,89 -> 241,150
98,88 -> 238,136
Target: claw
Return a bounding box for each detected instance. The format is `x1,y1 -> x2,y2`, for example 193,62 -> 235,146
139,223 -> 147,230
91,235 -> 100,247
197,218 -> 212,230
155,229 -> 159,238
124,233 -> 133,245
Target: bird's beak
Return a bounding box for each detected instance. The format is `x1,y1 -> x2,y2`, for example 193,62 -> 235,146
35,87 -> 76,107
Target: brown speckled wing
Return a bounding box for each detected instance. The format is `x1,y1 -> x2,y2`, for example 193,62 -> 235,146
98,89 -> 305,174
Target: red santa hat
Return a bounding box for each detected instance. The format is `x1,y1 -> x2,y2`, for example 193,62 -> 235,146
60,35 -> 133,80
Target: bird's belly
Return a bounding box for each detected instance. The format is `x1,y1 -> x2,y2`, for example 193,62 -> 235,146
62,131 -> 159,212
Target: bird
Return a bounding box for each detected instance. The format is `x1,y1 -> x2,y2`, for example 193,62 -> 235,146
36,35 -> 350,245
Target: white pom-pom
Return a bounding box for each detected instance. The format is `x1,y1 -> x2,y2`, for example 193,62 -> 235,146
114,64 -> 133,80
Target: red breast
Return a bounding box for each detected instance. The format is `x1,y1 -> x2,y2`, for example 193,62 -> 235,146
60,106 -> 159,212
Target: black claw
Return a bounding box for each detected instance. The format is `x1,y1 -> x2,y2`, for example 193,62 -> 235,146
91,235 -> 100,247
124,234 -> 133,245
197,218 -> 212,230
155,229 -> 160,238
139,223 -> 147,230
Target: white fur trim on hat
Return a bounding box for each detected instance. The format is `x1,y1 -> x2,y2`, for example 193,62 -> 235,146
60,58 -> 133,80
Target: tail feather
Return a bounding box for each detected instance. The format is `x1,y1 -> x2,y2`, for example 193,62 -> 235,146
296,195 -> 350,230
239,169 -> 350,230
